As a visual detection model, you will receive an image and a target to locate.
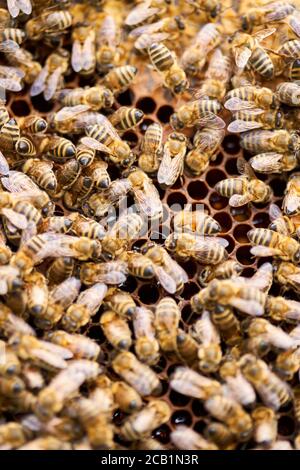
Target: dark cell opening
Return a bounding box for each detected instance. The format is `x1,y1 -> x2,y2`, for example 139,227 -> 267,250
236,245 -> 255,265
233,224 -> 253,243
213,212 -> 232,233
223,234 -> 235,254
136,96 -> 156,114
10,100 -> 30,117
193,420 -> 207,434
270,178 -> 286,197
54,204 -> 65,216
252,212 -> 270,228
181,281 -> 199,300
117,88 -> 135,106
131,238 -> 148,251
179,260 -> 197,279
223,134 -> 240,154
31,94 -> 54,113
191,400 -> 206,417
167,192 -> 187,210
171,175 -> 185,189
210,152 -> 223,166
157,105 -> 174,123
230,205 -> 251,222
119,276 -> 138,293
169,390 -> 191,407
209,192 -> 228,210
171,410 -> 192,427
122,131 -> 138,147
225,157 -> 238,175
278,415 -> 295,437
152,424 -> 171,444
242,267 -> 255,278
187,180 -> 208,200
206,169 -> 227,188
138,283 -> 160,304
139,117 -> 155,133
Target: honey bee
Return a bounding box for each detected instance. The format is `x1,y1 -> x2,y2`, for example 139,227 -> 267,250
4,44 -> 41,86
157,132 -> 186,187
25,271 -> 48,317
59,86 -> 114,111
0,345 -> 20,377
190,310 -> 221,345
6,0 -> 32,18
30,49 -> 70,101
274,260 -> 300,294
0,117 -> 20,152
230,28 -> 276,79
142,242 -> 188,294
276,81 -> 300,107
46,257 -> 74,286
154,297 -> 180,353
21,364 -> 45,391
240,129 -> 300,158
102,212 -> 143,260
198,260 -> 243,287
175,329 -> 199,365
0,303 -> 35,337
80,260 -> 128,285
204,395 -> 253,442
134,439 -> 166,450
62,282 -> 107,331
22,159 -> 57,192
133,306 -> 159,365
171,426 -> 218,451
112,351 -> 162,397
100,310 -> 132,351
249,152 -> 297,174
45,330 -> 100,361
0,63 -> 25,92
76,142 -> 96,167
220,360 -> 256,407
247,318 -> 297,350
103,288 -> 136,318
125,0 -> 169,27
69,212 -> 105,240
225,86 -> 278,111
19,437 -> 71,450
81,118 -> 134,167
26,8 -> 72,42
239,354 -> 292,410
198,49 -> 231,100
138,122 -> 163,174
102,65 -> 138,94
96,15 -> 121,74
173,209 -> 220,236
0,422 -> 28,450
130,16 -> 185,52
170,99 -> 224,130
148,43 -> 188,94
109,107 -> 144,132
282,173 -> 300,216
83,160 -> 111,190
120,251 -> 155,280
248,228 -> 300,263
185,127 -> 225,175
0,265 -> 22,295
181,23 -> 222,76
293,385 -> 300,423
228,108 -> 285,133
185,0 -> 223,21
71,24 -> 96,75
49,276 -> 81,310
126,168 -> 163,218
165,232 -> 228,264
274,348 -> 300,380
241,1 -> 296,32
170,366 -> 222,399
0,374 -> 25,397
204,422 -> 236,450
278,38 -> 300,58
34,360 -> 100,421
17,134 -> 76,160
0,192 -> 41,230
112,381 -> 143,414
215,157 -> 272,207
119,400 -> 171,441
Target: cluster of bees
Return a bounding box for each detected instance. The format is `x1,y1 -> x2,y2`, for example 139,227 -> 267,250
0,0 -> 300,452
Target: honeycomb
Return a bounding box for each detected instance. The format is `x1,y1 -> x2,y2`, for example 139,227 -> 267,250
1,0 -> 299,451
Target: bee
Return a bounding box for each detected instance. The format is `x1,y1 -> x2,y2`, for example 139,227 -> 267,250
0,265 -> 22,295
249,152 -> 297,174
247,318 -> 297,350
0,192 -> 42,230
80,260 -> 128,286
0,117 -> 20,152
45,330 -> 100,361
198,49 -> 231,101
102,212 -> 143,260
103,288 -> 136,318
148,43 -> 188,94
228,108 -> 285,133
100,310 -> 132,351
293,385 -> 300,423
276,81 -> 300,107
204,395 -> 253,442
219,360 -> 256,407
26,9 -> 72,42
0,422 -> 28,450
25,271 -> 49,317
69,212 -> 105,241
19,437 -> 71,450
6,0 -> 32,18
185,0 -> 223,21
142,242 -> 188,293
230,28 -> 276,79
225,86 -> 278,112
34,360 -> 100,421
125,0 -> 169,27
241,1 -> 296,32
171,426 -> 218,451
130,16 -> 185,52
248,228 -> 300,263
157,132 -> 186,187
59,86 -> 114,111
126,168 -> 163,218
278,38 -> 300,58
0,302 -> 35,337
138,122 -> 163,174
112,381 -> 143,414
190,310 -> 221,346
112,351 -> 162,397
175,329 -> 199,365
283,173 -> 300,216
165,232 -> 228,264
0,64 -> 24,92
0,345 -> 20,377
170,366 -> 222,399
81,119 -> 134,168
76,143 -> 96,168
62,282 -> 107,332
49,277 -> 81,311
63,176 -> 94,210
71,24 -> 96,75
273,260 -> 300,294
134,439 -> 166,450
119,400 -> 171,441
181,23 -> 222,76
109,107 -> 144,132
21,364 -> 45,391
102,65 -> 138,94
185,127 -> 225,175
215,158 -> 272,207
198,260 -> 243,287
204,422 -> 236,450
240,129 -> 300,157
18,134 -> 76,160
170,100 -> 224,131
154,297 -> 180,353
5,46 -> 41,85
82,178 -> 131,218
0,374 -> 25,398
274,348 -> 300,380
46,257 -> 74,286
96,15 -> 121,74
0,224 -> 11,265
173,209 -> 220,236
0,27 -> 25,51
30,49 -> 70,101
239,354 -> 292,410
83,160 -> 111,190
22,159 -> 57,193
133,306 -> 159,365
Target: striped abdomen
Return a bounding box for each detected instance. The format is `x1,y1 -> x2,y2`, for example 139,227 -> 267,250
279,39 -> 300,58
176,330 -> 198,365
198,99 -> 221,115
148,43 -> 175,71
249,47 -> 274,78
14,201 -> 42,225
215,177 -> 247,197
288,59 -> 300,80
0,118 -> 20,147
212,307 -> 241,345
47,257 -> 74,284
1,28 -> 25,44
277,82 -> 300,106
248,228 -> 280,247
0,106 -> 9,128
88,125 -> 112,145
52,138 -> 76,159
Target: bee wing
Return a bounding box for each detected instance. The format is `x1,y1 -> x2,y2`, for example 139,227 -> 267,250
7,0 -> 20,17
0,39 -> 20,53
283,186 -> 300,215
133,180 -> 163,218
237,157 -> 257,178
20,221 -> 37,246
81,136 -> 114,154
227,119 -> 262,133
135,32 -> 169,51
191,237 -> 227,263
230,298 -> 264,316
38,340 -> 73,360
0,77 -> 22,92
234,46 -> 252,69
158,148 -> 185,186
269,203 -> 283,221
125,2 -> 160,27
266,7 -> 293,21
31,348 -> 67,370
197,112 -> 226,129
0,65 -> 24,79
195,129 -> 224,152
0,151 -> 9,176
229,193 -> 253,207
253,27 -> 276,41
17,0 -> 32,15
99,16 -> 116,46
44,67 -> 62,101
82,35 -> 95,71
1,208 -> 28,229
153,266 -> 177,294
237,262 -> 273,292
0,280 -> 8,295
1,171 -> 40,193
129,19 -> 165,37
289,14 -> 300,37
282,299 -> 300,320
71,40 -> 83,73
30,66 -> 49,97
92,115 -> 121,140
250,246 -> 282,257
250,152 -> 285,173
55,105 -> 91,122
224,97 -> 258,111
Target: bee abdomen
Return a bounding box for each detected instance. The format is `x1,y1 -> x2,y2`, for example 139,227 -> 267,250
215,178 -> 246,197
249,47 -> 274,79
148,43 -> 175,71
